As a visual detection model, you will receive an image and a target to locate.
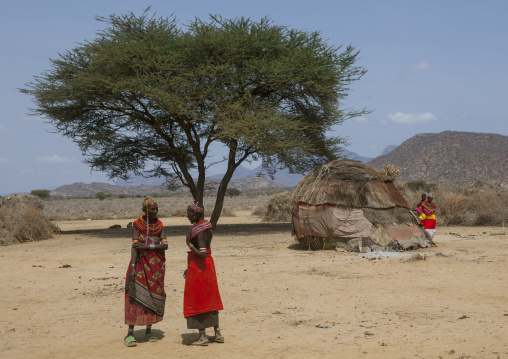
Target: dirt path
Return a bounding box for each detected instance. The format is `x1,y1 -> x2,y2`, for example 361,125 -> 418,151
1,215 -> 507,359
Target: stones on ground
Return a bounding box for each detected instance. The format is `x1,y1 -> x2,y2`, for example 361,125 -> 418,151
59,264 -> 72,268
458,315 -> 469,319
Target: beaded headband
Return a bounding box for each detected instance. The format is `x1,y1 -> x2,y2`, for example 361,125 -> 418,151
143,197 -> 157,208
189,201 -> 204,213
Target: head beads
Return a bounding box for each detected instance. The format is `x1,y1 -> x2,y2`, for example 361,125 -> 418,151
189,201 -> 204,214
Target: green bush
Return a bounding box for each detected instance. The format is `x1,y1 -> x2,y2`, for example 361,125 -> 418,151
95,192 -> 108,201
226,188 -> 242,197
30,189 -> 51,199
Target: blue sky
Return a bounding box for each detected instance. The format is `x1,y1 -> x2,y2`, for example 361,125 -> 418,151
1,0 -> 507,195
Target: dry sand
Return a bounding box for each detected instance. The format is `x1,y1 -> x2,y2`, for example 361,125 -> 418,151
1,211 -> 507,359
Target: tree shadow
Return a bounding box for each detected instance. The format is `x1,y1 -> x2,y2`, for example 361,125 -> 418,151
61,222 -> 293,239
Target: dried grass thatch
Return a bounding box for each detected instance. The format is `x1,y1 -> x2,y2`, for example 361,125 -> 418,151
0,196 -> 60,245
262,191 -> 293,222
292,159 -> 431,251
293,159 -> 410,209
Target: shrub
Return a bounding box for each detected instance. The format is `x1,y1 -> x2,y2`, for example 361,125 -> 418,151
0,200 -> 59,245
262,191 -> 293,222
406,180 -> 438,193
30,189 -> 51,199
96,192 -> 108,200
172,207 -> 188,217
225,188 -> 242,197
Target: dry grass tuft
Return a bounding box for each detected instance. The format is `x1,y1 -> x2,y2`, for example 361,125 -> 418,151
172,207 -> 188,217
221,207 -> 236,217
0,199 -> 60,246
405,253 -> 427,262
383,163 -> 404,177
262,191 -> 293,222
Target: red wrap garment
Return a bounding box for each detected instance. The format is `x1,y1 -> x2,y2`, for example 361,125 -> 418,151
183,220 -> 223,318
125,216 -> 167,325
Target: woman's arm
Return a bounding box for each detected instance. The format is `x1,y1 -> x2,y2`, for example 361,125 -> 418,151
186,231 -> 207,259
156,227 -> 168,250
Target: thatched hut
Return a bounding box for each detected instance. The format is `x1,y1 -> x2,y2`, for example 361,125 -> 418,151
292,159 -> 433,251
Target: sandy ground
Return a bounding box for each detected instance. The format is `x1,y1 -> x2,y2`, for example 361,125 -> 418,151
1,211 -> 507,359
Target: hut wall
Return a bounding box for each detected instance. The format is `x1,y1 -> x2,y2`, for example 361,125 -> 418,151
293,204 -> 372,239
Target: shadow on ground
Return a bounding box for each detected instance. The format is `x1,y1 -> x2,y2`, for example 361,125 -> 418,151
61,222 -> 293,239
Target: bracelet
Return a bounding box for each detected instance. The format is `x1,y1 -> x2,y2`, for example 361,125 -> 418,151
131,263 -> 135,267
149,244 -> 155,249
188,243 -> 194,248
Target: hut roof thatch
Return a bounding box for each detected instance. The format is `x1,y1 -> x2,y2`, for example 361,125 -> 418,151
292,159 -> 411,209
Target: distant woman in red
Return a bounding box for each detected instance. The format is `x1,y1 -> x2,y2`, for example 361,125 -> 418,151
124,197 -> 168,347
183,201 -> 224,346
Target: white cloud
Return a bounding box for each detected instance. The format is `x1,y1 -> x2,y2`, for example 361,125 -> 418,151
413,61 -> 430,70
37,154 -> 75,163
388,112 -> 438,124
0,157 -> 10,164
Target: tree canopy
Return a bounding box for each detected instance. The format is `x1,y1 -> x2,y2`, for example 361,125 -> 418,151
21,10 -> 368,227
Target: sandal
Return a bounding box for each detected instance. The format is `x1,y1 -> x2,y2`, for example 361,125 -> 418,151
124,335 -> 137,347
145,332 -> 158,342
191,338 -> 209,346
213,335 -> 224,343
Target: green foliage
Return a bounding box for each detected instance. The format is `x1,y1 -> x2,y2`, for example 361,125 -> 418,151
30,189 -> 51,199
226,188 -> 242,197
117,194 -> 127,199
21,10 -> 368,226
406,180 -> 437,193
95,192 -> 108,201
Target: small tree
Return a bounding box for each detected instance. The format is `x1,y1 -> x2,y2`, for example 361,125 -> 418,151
226,188 -> 242,198
30,189 -> 51,199
21,10 -> 369,227
96,192 -> 108,201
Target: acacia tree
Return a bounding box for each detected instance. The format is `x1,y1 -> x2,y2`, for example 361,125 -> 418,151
21,11 -> 368,227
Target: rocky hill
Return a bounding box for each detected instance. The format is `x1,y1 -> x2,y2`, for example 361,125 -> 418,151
50,176 -> 286,196
368,131 -> 508,185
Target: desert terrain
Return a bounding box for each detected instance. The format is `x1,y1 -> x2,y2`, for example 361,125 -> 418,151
1,211 -> 507,359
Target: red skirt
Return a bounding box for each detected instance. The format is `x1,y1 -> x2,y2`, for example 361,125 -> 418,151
184,250 -> 223,318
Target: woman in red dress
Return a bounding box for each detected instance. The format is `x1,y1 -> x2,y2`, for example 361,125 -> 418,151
183,201 -> 224,346
124,197 -> 168,347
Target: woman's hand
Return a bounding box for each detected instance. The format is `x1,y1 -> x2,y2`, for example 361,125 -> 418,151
129,267 -> 136,278
183,269 -> 187,279
132,242 -> 148,250
185,231 -> 192,246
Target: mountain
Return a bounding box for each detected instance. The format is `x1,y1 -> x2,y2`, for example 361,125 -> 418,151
210,150 -> 372,187
381,145 -> 397,156
368,131 -> 508,185
50,149 -> 373,196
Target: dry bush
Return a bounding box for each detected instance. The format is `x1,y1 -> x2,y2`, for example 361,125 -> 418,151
383,164 -> 404,177
251,204 -> 268,217
221,207 -> 236,217
262,191 -> 293,222
0,201 -> 60,245
398,181 -> 508,226
172,207 -> 188,217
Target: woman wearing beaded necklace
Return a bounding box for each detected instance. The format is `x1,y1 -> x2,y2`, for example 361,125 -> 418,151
183,201 -> 224,346
124,197 -> 168,347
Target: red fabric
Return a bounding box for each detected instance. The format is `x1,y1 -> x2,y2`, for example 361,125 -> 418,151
124,227 -> 166,324
183,249 -> 223,318
423,218 -> 436,230
124,292 -> 163,325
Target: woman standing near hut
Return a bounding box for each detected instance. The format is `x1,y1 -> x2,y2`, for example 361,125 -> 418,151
417,194 -> 437,238
124,197 -> 168,347
183,201 -> 224,346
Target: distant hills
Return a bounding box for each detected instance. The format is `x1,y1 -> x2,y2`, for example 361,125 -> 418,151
49,131 -> 508,196
368,131 -> 508,185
